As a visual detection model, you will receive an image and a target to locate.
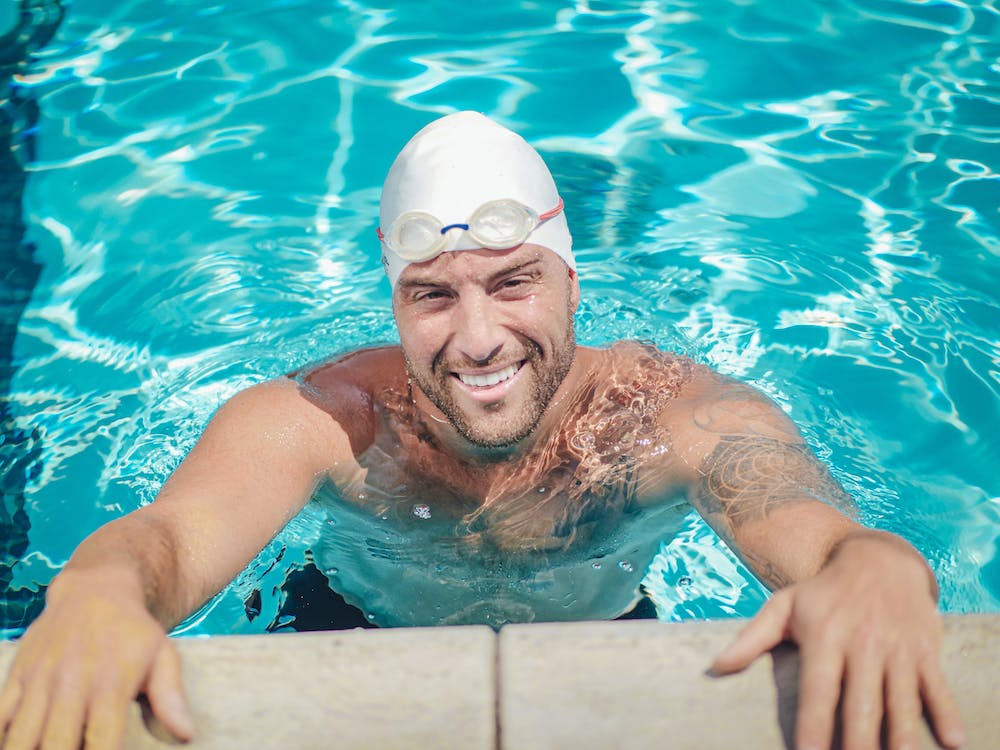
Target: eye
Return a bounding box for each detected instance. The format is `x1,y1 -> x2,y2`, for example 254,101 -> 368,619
412,288 -> 451,304
494,274 -> 535,297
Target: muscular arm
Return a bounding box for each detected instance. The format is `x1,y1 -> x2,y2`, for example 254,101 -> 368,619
0,376 -> 363,749
667,368 -> 927,591
692,432 -> 858,589
64,376 -> 359,624
663,366 -> 962,750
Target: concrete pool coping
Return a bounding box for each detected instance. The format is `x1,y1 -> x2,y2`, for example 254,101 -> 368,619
0,614 -> 997,748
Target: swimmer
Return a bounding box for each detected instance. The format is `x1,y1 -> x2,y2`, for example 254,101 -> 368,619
0,112 -> 964,750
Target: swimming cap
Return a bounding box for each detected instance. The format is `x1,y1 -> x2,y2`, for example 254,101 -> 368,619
379,111 -> 574,287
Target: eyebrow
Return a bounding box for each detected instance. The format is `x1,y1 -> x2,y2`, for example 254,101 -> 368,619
486,258 -> 544,284
398,257 -> 545,291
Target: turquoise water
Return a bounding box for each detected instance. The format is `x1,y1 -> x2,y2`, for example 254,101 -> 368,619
2,0 -> 998,637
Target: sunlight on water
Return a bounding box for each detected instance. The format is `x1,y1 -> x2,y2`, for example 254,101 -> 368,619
2,0 -> 997,636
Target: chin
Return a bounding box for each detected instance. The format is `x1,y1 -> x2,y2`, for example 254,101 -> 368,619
452,406 -> 543,449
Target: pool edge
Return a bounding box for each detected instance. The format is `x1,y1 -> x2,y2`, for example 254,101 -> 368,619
0,614 -> 996,748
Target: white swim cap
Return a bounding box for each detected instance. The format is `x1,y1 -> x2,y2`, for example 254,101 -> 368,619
378,111 -> 575,287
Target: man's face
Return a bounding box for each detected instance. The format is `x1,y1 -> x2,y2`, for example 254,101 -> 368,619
393,244 -> 580,449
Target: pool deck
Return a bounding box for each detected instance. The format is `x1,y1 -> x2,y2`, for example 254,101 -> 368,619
1,614 -> 997,748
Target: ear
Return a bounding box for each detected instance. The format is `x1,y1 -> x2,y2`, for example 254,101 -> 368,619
568,268 -> 581,313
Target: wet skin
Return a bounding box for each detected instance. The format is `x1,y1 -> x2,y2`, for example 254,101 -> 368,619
300,243 -> 966,750
392,243 -> 580,452
302,340 -> 694,627
0,243 -> 965,750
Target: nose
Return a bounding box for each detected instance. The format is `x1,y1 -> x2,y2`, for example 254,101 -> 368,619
450,290 -> 506,365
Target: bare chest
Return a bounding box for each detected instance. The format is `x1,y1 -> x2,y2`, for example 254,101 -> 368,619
337,344 -> 693,551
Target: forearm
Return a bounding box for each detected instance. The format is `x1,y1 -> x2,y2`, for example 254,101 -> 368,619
42,379 -> 357,629
47,507 -> 196,628
711,514 -> 962,750
676,365 -> 958,749
732,503 -> 938,601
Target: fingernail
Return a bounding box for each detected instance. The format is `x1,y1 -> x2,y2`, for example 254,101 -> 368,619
167,695 -> 196,739
944,726 -> 966,748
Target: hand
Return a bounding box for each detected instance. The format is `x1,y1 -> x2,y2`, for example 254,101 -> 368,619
711,534 -> 965,750
0,576 -> 195,750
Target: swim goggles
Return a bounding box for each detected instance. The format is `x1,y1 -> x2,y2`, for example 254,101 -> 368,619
377,197 -> 564,262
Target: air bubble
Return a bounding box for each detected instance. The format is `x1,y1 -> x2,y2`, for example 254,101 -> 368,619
618,560 -> 634,573
324,567 -> 339,576
412,503 -> 432,519
678,576 -> 693,588
591,561 -> 602,570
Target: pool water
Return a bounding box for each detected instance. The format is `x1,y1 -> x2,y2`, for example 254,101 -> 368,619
1,0 -> 998,637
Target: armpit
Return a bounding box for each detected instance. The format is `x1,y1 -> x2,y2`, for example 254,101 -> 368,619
693,435 -> 856,532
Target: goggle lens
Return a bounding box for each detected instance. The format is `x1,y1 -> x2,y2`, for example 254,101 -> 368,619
468,200 -> 536,249
387,211 -> 449,261
379,198 -> 562,262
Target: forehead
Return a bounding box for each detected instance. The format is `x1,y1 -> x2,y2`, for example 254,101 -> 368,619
396,243 -> 560,287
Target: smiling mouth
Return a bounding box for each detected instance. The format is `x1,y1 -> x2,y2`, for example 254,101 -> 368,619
454,361 -> 524,388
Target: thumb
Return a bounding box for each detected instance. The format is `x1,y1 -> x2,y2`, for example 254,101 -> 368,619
711,588 -> 794,675
144,641 -> 196,741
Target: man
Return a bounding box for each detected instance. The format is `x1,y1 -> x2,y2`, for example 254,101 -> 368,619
0,112 -> 964,750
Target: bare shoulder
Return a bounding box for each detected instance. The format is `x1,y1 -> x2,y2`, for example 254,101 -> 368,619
582,341 -> 794,438
664,360 -> 802,444
289,345 -> 407,457
664,361 -> 857,512
294,345 -> 406,393
207,376 -> 351,460
591,341 -> 697,395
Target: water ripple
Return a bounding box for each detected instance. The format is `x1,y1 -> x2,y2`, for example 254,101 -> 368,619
6,0 -> 999,633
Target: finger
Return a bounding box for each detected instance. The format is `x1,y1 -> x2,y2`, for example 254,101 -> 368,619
919,659 -> 965,749
3,681 -> 50,750
0,677 -> 24,736
40,686 -> 86,750
712,589 -> 794,674
144,642 -> 195,741
84,690 -> 130,750
795,644 -> 845,750
885,663 -> 921,750
841,646 -> 884,750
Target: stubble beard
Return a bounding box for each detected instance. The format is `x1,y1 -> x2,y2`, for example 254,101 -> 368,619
406,322 -> 577,449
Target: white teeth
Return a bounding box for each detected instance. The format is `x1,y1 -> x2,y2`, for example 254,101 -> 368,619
457,363 -> 519,388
